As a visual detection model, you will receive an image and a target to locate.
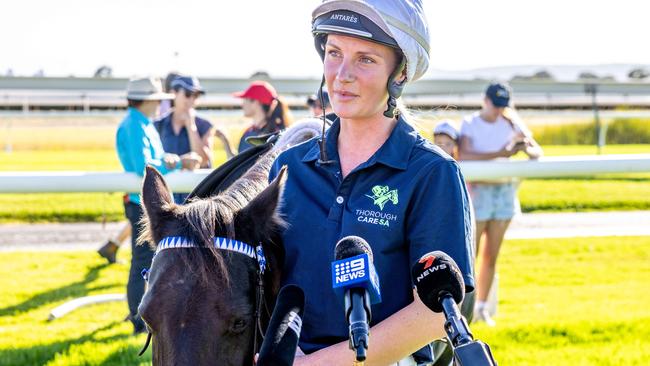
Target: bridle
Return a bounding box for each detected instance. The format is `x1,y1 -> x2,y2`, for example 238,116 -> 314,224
138,235 -> 270,363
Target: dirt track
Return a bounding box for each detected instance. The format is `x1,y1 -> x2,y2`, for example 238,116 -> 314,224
1,211 -> 649,252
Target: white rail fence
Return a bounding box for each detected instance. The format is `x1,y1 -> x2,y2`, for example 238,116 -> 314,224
1,154 -> 650,193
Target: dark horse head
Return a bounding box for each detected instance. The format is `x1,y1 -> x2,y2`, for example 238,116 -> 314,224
138,150 -> 286,366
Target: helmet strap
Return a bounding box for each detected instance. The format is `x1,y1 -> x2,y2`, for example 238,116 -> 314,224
384,57 -> 407,118
314,34 -> 327,61
317,75 -> 336,165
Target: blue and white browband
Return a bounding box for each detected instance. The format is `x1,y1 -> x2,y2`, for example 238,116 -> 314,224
155,236 -> 267,274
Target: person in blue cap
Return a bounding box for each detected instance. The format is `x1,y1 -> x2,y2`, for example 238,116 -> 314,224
154,75 -> 214,203
307,88 -> 333,117
458,82 -> 542,326
268,1 -> 474,364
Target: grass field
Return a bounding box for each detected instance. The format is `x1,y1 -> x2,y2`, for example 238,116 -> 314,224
1,144 -> 649,223
1,236 -> 648,365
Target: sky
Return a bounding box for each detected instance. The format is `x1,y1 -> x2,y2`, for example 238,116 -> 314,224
2,0 -> 648,78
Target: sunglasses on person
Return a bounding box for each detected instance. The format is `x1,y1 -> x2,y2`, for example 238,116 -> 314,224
175,88 -> 200,99
184,90 -> 200,99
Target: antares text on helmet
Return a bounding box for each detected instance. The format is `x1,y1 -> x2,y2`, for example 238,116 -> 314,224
330,13 -> 358,23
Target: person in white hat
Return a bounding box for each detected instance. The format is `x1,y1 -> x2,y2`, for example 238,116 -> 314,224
115,76 -> 200,334
433,120 -> 460,159
267,1 -> 475,364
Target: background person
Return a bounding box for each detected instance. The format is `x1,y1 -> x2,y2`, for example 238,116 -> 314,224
97,72 -> 181,263
432,120 -> 459,159
96,222 -> 130,264
154,75 -> 212,202
233,80 -> 293,153
306,88 -> 333,116
268,1 -> 474,364
458,81 -> 542,326
115,76 -> 199,334
159,71 -> 180,117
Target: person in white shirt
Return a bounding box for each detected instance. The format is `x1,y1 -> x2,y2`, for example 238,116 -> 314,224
459,82 -> 542,326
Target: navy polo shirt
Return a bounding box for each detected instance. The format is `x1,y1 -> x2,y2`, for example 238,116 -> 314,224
154,112 -> 213,202
154,112 -> 213,163
268,116 -> 475,355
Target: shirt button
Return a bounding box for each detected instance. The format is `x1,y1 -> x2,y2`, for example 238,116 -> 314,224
336,196 -> 344,204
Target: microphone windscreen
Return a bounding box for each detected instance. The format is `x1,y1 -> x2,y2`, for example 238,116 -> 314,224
335,236 -> 374,262
411,251 -> 465,313
257,285 -> 305,366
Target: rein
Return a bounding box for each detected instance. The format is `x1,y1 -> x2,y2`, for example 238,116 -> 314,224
138,235 -> 269,360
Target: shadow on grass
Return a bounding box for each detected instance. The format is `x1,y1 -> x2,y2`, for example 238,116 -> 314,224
99,343 -> 151,366
0,321 -> 143,366
0,263 -> 117,317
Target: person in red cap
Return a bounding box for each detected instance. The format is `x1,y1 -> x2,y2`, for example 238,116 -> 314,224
233,80 -> 293,153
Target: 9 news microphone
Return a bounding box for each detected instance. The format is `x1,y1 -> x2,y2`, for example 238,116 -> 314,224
412,251 -> 497,366
257,285 -> 305,366
331,236 -> 381,362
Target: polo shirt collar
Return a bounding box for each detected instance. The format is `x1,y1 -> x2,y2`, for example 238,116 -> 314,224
301,115 -> 417,171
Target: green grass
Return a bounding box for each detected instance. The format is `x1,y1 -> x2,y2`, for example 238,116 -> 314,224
0,250 -> 151,366
531,118 -> 650,145
519,177 -> 650,212
1,144 -> 649,222
473,236 -> 650,365
1,236 -> 649,365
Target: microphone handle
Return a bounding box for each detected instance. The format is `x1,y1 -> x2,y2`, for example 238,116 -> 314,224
345,288 -> 370,361
439,292 -> 473,347
453,340 -> 498,366
439,293 -> 498,365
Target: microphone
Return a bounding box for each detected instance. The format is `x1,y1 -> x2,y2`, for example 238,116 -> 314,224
412,251 -> 497,366
257,285 -> 305,366
331,236 -> 381,362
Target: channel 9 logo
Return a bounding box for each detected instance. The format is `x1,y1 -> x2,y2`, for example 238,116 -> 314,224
334,256 -> 366,285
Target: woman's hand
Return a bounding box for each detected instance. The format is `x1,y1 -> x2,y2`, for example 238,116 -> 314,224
180,152 -> 202,170
162,153 -> 180,170
175,110 -> 197,129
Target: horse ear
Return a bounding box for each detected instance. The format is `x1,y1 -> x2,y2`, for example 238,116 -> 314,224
141,165 -> 174,219
239,166 -> 287,235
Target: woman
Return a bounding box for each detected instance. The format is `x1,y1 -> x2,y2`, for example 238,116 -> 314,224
233,80 -> 293,153
458,82 -> 543,326
268,1 -> 474,364
154,75 -> 213,202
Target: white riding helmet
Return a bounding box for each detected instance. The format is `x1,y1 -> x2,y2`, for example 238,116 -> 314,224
312,0 -> 430,117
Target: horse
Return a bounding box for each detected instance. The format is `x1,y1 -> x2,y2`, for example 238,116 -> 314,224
137,155 -> 285,365
136,119 -> 323,365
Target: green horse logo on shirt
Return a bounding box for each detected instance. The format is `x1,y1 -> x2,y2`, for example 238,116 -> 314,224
366,185 -> 398,210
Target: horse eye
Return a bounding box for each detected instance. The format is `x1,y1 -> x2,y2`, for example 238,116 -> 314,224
230,318 -> 248,334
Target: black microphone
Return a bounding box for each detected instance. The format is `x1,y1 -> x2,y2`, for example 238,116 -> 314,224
331,236 -> 381,362
257,285 -> 305,366
412,251 -> 497,366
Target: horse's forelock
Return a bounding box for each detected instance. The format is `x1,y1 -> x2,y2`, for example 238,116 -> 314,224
180,198 -> 235,286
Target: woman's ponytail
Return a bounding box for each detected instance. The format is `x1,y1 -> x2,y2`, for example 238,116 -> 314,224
262,97 -> 294,133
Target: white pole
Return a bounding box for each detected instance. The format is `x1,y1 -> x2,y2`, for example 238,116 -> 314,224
459,154 -> 650,181
0,170 -> 212,193
48,294 -> 126,320
0,155 -> 650,193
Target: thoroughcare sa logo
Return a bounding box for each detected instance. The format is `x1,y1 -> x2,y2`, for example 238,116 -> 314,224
356,185 -> 399,227
366,185 -> 398,210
